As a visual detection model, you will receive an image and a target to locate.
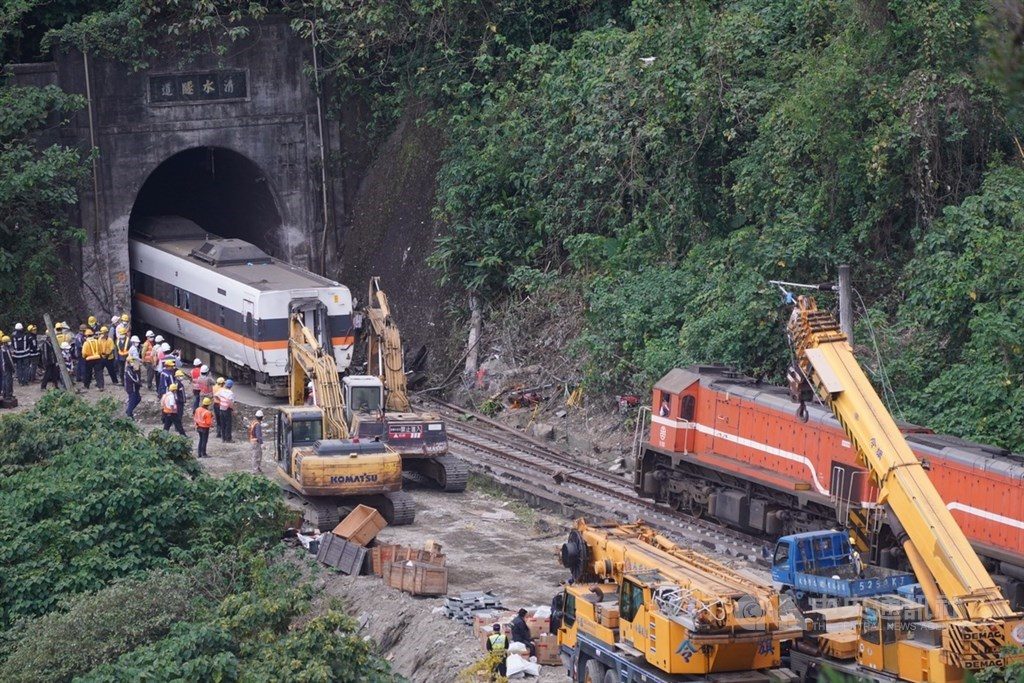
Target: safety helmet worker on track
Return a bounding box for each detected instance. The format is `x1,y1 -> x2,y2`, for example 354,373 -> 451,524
84,329 -> 94,337
100,326 -> 108,333
255,410 -> 264,418
130,335 -> 140,343
200,364 -> 209,373
161,343 -> 171,352
175,371 -> 186,379
88,316 -> 97,325
216,377 -> 225,385
193,358 -> 202,366
154,335 -> 164,343
1,336 -> 9,344
164,360 -> 175,367
111,316 -> 118,323
146,330 -> 154,338
79,324 -> 87,331
14,323 -> 23,331
168,383 -> 178,391
202,397 -> 212,406
225,379 -> 233,388
60,342 -> 71,350
121,314 -> 129,322
27,324 -> 36,333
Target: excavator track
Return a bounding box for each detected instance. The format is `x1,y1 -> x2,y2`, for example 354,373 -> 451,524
433,455 -> 469,493
373,491 -> 416,526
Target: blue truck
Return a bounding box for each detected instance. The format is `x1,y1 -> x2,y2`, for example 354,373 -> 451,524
770,530 -> 916,606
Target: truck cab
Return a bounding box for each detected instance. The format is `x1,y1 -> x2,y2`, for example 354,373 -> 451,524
772,530 -> 915,607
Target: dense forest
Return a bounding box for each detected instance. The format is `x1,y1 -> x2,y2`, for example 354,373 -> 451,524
4,0 -> 1024,451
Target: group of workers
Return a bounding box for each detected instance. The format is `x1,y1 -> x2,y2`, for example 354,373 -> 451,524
0,313 -> 266,473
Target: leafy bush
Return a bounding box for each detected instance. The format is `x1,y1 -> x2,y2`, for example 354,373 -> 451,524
0,392 -> 287,627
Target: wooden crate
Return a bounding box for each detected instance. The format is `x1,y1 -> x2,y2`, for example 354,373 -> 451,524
383,561 -> 449,596
316,533 -> 368,575
370,544 -> 446,576
332,504 -> 387,547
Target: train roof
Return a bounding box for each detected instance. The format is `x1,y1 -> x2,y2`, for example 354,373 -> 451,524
667,365 -> 1024,477
131,238 -> 341,294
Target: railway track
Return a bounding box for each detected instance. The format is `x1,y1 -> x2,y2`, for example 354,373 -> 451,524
416,396 -> 770,570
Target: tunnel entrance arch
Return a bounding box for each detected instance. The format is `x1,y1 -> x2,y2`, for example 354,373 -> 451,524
129,146 -> 283,256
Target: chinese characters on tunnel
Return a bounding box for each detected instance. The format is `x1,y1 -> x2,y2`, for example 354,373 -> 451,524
149,71 -> 248,104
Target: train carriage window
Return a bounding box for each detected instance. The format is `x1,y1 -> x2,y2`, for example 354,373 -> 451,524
219,306 -> 226,329
174,287 -> 182,308
681,395 -> 696,421
245,312 -> 255,340
183,292 -> 191,312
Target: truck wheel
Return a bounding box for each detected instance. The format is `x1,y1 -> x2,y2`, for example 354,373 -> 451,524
602,669 -> 618,683
583,659 -> 605,683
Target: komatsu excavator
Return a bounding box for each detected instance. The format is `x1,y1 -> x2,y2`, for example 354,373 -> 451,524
555,520 -> 802,682
785,295 -> 1024,682
276,304 -> 415,529
362,276 -> 468,492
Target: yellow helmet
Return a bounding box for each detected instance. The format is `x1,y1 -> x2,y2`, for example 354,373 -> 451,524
87,315 -> 97,325
164,359 -> 175,367
202,397 -> 212,406
168,383 -> 178,391
27,324 -> 37,333
1,336 -> 9,343
121,313 -> 129,322
100,325 -> 109,333
84,328 -> 94,337
216,377 -> 225,385
175,370 -> 186,379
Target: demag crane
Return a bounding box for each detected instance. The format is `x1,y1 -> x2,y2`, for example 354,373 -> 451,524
785,295 -> 1024,681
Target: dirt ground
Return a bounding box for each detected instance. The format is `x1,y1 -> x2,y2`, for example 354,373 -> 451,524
7,380 -> 572,682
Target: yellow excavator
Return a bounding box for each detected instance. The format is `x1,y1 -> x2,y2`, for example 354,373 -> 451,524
785,295 -> 1024,682
276,304 -> 415,529
362,276 -> 467,492
554,519 -> 802,682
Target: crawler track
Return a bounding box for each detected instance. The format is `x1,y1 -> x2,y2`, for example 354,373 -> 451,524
417,396 -> 769,569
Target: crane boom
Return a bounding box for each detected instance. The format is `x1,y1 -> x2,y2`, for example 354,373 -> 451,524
787,296 -> 1013,621
289,314 -> 348,439
364,276 -> 410,412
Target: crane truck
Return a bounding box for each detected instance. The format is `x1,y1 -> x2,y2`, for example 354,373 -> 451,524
554,520 -> 803,682
784,295 -> 1024,681
362,276 -> 468,492
276,305 -> 415,529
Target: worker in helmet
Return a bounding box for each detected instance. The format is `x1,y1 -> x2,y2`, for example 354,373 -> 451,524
142,331 -> 157,390
114,324 -> 131,383
59,341 -> 73,377
86,315 -> 98,333
486,623 -> 509,677
194,397 -> 214,458
174,370 -> 188,429
218,379 -> 236,442
73,324 -> 88,383
0,335 -> 15,404
81,328 -> 103,390
108,316 -> 120,341
11,323 -> 29,385
127,335 -> 141,363
97,326 -> 117,385
124,358 -> 141,420
157,359 -> 175,396
190,359 -> 203,411
195,364 -> 212,413
249,410 -> 265,473
161,383 -> 185,435
212,377 -> 226,438
26,324 -> 40,379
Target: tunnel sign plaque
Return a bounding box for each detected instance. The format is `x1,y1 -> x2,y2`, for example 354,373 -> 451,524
149,70 -> 247,104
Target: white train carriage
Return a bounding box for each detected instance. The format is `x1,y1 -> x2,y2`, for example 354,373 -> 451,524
129,216 -> 353,396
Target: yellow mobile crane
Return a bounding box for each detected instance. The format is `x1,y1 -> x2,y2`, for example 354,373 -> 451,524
277,309 -> 415,529
785,295 -> 1024,681
363,277 -> 467,492
554,520 -> 802,682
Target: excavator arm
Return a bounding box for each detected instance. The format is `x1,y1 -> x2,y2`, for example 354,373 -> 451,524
289,314 -> 348,439
363,276 -> 410,412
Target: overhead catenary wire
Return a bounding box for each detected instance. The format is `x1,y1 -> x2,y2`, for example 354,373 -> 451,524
852,287 -> 906,422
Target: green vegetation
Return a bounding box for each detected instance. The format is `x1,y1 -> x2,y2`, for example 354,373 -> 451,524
5,0 -> 1024,452
0,393 -> 397,681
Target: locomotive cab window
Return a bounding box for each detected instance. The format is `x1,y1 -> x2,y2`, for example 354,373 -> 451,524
681,394 -> 696,421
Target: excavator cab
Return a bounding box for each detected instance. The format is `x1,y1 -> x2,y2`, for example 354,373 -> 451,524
276,406 -> 324,476
341,375 -> 387,440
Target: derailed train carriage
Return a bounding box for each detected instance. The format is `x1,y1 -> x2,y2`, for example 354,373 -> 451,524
634,364 -> 1024,609
129,216 -> 354,396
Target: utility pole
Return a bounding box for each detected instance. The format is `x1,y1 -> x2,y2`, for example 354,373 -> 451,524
838,264 -> 853,343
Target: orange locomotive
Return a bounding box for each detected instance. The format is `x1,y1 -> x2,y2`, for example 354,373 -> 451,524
634,365 -> 1024,609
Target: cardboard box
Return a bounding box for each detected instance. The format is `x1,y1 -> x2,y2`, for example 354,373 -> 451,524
473,610 -> 514,640
527,615 -> 550,639
534,633 -> 561,666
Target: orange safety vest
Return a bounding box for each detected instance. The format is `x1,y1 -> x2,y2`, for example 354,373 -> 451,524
194,406 -> 214,429
116,336 -> 131,357
82,338 -> 101,361
160,392 -> 177,414
142,340 -> 155,364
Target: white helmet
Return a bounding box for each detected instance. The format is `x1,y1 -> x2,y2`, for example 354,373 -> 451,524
60,342 -> 71,350
200,364 -> 209,373
154,335 -> 164,343
111,315 -> 119,323
130,335 -> 140,343
307,381 -> 313,389
255,410 -> 264,418
145,330 -> 154,338
14,323 -> 22,331
193,358 -> 202,366
161,343 -> 171,352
